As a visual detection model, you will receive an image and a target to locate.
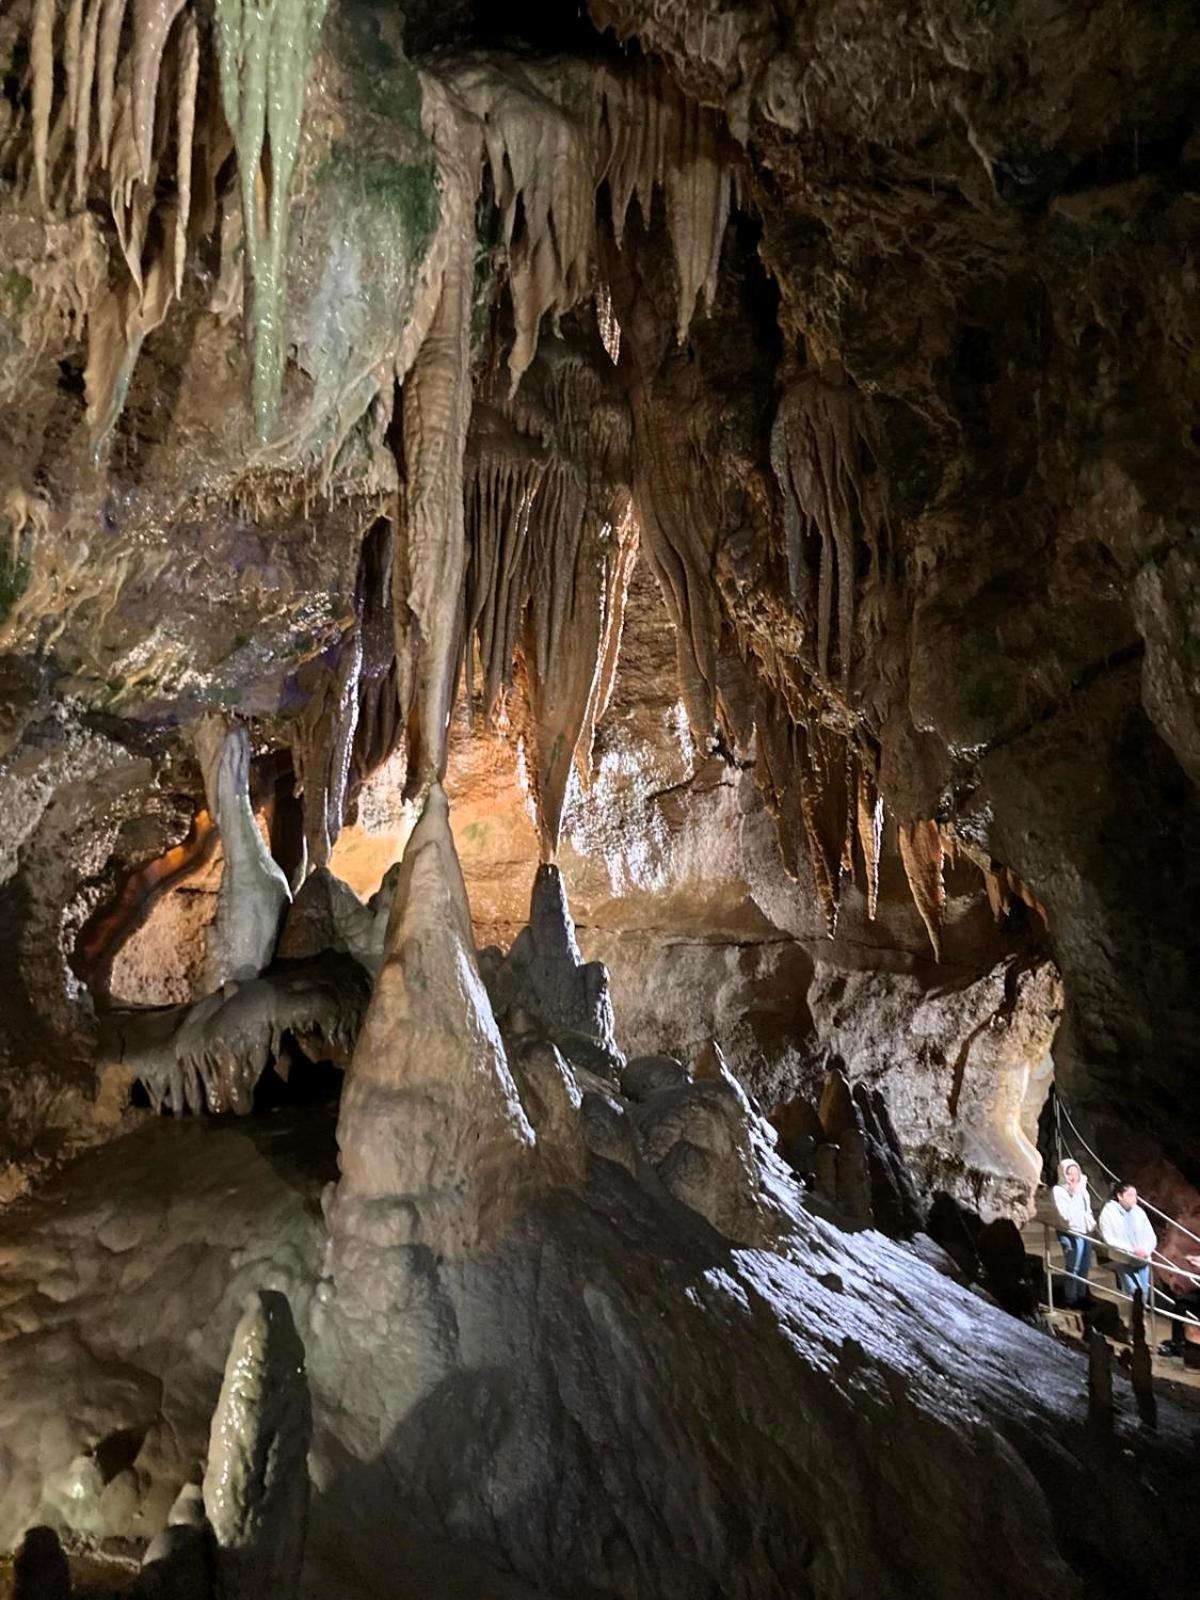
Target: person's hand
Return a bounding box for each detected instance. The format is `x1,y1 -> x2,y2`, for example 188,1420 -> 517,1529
1135,1249 -> 1149,1259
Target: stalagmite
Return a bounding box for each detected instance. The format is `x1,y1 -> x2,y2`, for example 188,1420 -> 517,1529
899,818 -> 946,960
13,1526 -> 71,1600
194,716 -> 291,990
329,784 -> 536,1258
1087,1329 -> 1113,1429
1131,1291 -> 1157,1429
483,862 -> 622,1076
202,1290 -> 311,1600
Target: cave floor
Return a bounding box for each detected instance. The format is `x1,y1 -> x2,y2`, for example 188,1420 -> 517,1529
1,1106 -> 1198,1596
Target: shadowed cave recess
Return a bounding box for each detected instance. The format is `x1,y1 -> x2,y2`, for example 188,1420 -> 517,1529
1,0 -> 1199,1595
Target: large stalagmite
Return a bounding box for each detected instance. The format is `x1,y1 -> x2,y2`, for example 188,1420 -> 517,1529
328,783 -> 535,1259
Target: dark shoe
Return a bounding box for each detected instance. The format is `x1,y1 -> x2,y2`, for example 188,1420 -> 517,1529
1158,1341 -> 1182,1358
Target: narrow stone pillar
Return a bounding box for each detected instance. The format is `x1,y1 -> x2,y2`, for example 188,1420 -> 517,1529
1130,1289 -> 1157,1430
1086,1329 -> 1113,1430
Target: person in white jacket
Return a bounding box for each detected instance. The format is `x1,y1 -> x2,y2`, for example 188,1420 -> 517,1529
1098,1182 -> 1157,1304
1051,1158 -> 1095,1306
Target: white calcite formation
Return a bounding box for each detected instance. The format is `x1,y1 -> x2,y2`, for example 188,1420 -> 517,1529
194,717 -> 292,991
203,1290 -> 312,1600
327,783 -> 538,1259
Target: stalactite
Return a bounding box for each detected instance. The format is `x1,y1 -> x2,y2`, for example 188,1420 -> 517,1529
626,361 -> 723,743
292,628 -> 364,876
771,364 -> 889,689
753,685 -> 859,936
72,0 -> 101,206
598,61 -> 731,343
576,497 -> 638,790
449,57 -> 736,394
214,0 -> 330,440
174,9 -> 198,295
662,91 -> 732,342
97,0 -> 127,166
131,0 -> 186,179
395,84 -> 479,789
463,334 -> 636,856
464,430 -> 545,719
84,245 -> 175,453
797,721 -> 850,937
899,818 -> 945,960
31,0 -> 56,207
856,760 -> 884,921
20,0 -> 211,445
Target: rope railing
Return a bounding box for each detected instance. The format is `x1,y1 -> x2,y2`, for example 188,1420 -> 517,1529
1038,1219 -> 1200,1340
1052,1092 -> 1200,1284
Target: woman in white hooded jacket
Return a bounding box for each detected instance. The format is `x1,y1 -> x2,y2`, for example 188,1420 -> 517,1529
1051,1158 -> 1095,1306
1099,1181 -> 1157,1303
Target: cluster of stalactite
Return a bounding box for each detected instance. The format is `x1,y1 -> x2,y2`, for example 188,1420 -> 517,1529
770,361 -> 891,691
3,9 -> 969,952
463,326 -> 638,855
393,55 -> 739,805
755,680 -> 884,938
448,54 -> 736,393
8,0 -> 212,446
8,0 -> 336,446
289,519 -> 403,878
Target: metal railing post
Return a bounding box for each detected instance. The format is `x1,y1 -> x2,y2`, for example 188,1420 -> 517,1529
1044,1223 -> 1054,1314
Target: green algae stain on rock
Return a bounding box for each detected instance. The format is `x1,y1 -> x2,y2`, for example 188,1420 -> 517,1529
215,0 -> 333,443
0,272 -> 33,317
0,549 -> 30,625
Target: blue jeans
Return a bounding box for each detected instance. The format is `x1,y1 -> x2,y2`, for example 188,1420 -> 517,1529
1115,1260 -> 1152,1304
1058,1233 -> 1092,1305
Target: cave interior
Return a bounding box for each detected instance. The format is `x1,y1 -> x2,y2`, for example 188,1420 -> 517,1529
0,0 -> 1199,1595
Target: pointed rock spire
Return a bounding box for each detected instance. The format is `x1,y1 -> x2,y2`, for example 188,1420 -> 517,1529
329,784 -> 536,1258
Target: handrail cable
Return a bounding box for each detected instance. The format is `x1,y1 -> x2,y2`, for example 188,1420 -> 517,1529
1043,1221 -> 1200,1329
1051,1090 -> 1200,1280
